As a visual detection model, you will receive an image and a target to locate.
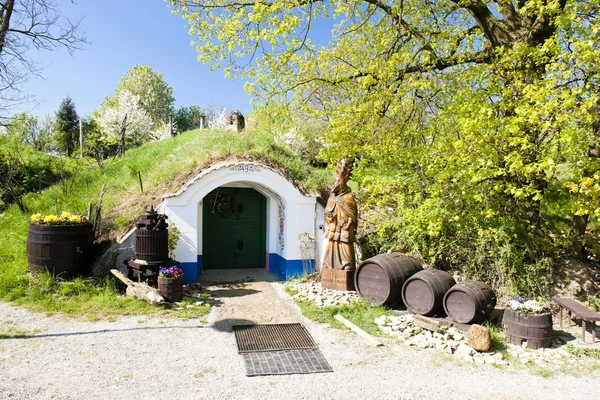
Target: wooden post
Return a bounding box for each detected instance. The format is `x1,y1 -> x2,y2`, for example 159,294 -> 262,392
118,114 -> 128,157
138,171 -> 144,193
334,314 -> 383,347
79,119 -> 83,158
93,185 -> 106,237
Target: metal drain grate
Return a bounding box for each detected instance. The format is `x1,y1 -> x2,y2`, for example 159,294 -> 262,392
242,349 -> 333,376
233,323 -> 317,353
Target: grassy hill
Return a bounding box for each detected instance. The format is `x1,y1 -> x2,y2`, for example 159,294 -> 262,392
0,129 -> 329,318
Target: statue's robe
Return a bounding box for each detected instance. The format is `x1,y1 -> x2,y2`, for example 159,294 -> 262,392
322,187 -> 358,270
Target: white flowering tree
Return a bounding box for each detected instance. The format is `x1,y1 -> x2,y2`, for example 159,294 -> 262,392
207,107 -> 229,131
110,65 -> 175,128
97,91 -> 153,148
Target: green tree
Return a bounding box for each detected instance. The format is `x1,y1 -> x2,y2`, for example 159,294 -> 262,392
172,0 -> 600,296
5,112 -> 51,151
106,65 -> 175,128
81,116 -> 118,160
54,96 -> 79,156
173,105 -> 205,133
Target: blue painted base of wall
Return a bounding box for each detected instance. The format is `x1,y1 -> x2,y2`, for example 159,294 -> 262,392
179,255 -> 202,284
181,254 -> 312,283
268,253 -> 315,281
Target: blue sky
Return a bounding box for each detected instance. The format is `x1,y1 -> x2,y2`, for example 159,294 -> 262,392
20,0 -> 251,119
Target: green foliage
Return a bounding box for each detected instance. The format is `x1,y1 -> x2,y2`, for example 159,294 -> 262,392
168,224 -> 181,258
4,112 -> 52,152
81,116 -> 118,159
584,292 -> 600,312
483,322 -> 508,352
0,136 -> 79,212
53,97 -> 79,156
173,105 -> 205,133
292,297 -> 388,336
109,65 -> 175,127
172,0 -> 600,297
565,343 -> 600,360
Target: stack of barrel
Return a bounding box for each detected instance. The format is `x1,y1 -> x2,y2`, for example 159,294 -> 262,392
354,253 -> 496,324
126,206 -> 180,285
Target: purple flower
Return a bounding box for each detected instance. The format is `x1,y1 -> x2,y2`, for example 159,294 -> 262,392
159,265 -> 184,278
516,296 -> 527,303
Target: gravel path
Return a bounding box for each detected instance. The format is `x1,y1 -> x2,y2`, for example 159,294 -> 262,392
1,282 -> 598,400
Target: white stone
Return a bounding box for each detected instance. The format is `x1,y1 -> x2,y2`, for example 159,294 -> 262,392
453,333 -> 464,341
483,355 -> 496,365
455,343 -> 473,356
473,356 -> 485,364
403,330 -> 414,340
462,355 -> 475,363
447,340 -> 458,350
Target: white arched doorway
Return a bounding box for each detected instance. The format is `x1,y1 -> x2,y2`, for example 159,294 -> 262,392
162,162 -> 324,283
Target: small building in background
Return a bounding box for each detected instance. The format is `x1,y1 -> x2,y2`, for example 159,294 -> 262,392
226,110 -> 245,132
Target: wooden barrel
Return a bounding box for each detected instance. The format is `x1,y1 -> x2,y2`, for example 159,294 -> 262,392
401,270 -> 456,315
503,309 -> 552,349
443,281 -> 497,324
158,276 -> 183,302
135,228 -> 168,262
27,222 -> 94,278
354,253 -> 423,306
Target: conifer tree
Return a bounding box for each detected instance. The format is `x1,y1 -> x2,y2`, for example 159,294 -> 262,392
54,96 -> 79,156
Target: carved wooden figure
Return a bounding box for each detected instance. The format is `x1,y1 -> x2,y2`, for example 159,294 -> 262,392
321,159 -> 358,291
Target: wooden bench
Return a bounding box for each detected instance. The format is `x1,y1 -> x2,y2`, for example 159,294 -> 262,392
553,297 -> 600,344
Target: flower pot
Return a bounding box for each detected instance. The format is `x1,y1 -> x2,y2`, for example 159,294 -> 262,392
503,308 -> 552,349
27,222 -> 94,278
158,276 -> 184,302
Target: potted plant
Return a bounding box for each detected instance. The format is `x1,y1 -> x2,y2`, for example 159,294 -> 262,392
503,296 -> 553,349
27,212 -> 94,278
157,265 -> 184,302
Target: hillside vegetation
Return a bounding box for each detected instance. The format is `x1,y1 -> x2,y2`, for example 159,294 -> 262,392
0,129 -> 329,317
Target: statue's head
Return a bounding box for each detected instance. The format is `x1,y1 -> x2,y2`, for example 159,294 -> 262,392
332,158 -> 353,193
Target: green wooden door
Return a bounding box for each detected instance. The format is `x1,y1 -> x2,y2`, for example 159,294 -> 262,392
202,188 -> 266,269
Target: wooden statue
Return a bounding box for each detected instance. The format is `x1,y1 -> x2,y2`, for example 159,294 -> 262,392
321,159 -> 358,290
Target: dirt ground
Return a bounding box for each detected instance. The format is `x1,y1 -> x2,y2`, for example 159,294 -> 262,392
1,270 -> 599,400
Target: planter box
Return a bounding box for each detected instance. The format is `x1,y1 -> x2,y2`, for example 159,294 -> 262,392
503,308 -> 552,349
158,276 -> 184,302
27,222 -> 94,278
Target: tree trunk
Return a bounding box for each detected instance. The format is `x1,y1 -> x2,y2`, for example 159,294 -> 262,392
0,0 -> 15,55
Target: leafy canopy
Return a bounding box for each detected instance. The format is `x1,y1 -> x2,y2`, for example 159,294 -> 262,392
106,65 -> 175,127
171,0 -> 600,296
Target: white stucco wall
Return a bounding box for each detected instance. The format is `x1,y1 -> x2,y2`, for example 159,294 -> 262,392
162,162 -> 321,279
